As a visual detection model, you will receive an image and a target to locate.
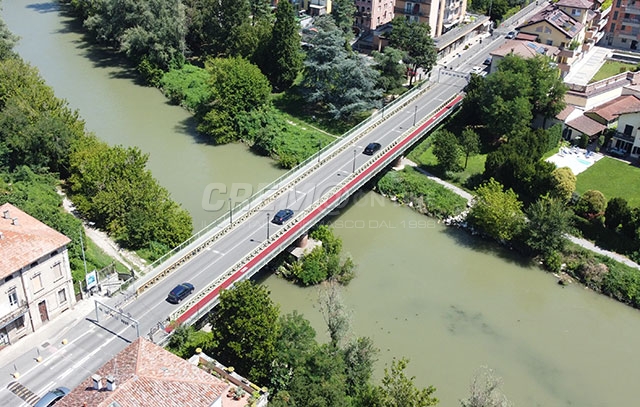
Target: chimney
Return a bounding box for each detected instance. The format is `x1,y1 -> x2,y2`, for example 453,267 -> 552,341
92,374 -> 103,390
11,218 -> 18,226
106,375 -> 116,391
0,232 -> 3,239
3,210 -> 9,219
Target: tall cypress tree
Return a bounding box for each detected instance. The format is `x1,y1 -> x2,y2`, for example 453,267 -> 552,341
267,1 -> 303,91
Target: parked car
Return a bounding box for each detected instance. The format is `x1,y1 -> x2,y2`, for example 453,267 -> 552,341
272,209 -> 294,225
34,387 -> 70,407
506,31 -> 516,39
363,142 -> 382,155
483,56 -> 492,65
167,283 -> 194,304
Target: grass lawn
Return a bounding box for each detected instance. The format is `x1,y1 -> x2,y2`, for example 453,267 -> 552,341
576,157 -> 640,207
590,61 -> 637,83
408,142 -> 486,191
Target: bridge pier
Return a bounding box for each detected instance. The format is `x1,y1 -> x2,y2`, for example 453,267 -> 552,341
392,155 -> 405,170
288,234 -> 322,259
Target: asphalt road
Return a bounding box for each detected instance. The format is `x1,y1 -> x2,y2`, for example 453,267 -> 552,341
0,33 -> 510,407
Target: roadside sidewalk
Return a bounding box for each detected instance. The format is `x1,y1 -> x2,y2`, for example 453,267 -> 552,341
0,294 -> 103,371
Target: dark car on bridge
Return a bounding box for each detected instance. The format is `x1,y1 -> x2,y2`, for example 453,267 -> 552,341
167,283 -> 194,304
34,387 -> 70,407
272,209 -> 294,225
363,142 -> 382,155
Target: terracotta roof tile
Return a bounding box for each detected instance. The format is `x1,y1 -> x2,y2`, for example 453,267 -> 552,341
556,0 -> 594,9
518,6 -> 584,39
587,95 -> 640,122
556,104 -> 576,121
567,115 -> 606,135
0,203 -> 71,279
490,40 -> 559,58
57,338 -> 229,407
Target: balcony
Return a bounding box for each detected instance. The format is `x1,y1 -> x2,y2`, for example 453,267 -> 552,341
614,131 -> 636,143
395,6 -> 425,16
623,17 -> 640,26
0,300 -> 28,329
621,4 -> 640,15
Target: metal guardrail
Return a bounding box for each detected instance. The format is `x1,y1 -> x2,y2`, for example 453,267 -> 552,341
134,80 -> 435,298
169,93 -> 463,325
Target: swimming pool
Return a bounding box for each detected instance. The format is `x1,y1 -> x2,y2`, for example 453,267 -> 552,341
576,157 -> 591,166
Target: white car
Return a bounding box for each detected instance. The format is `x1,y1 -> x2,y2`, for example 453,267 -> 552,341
470,66 -> 486,76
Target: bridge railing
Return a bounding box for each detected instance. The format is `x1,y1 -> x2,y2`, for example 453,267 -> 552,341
134,79 -> 436,297
169,92 -> 463,325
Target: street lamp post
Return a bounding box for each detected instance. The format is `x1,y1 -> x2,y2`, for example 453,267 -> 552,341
413,105 -> 418,126
352,149 -> 357,172
266,213 -> 270,241
317,140 -> 322,163
228,198 -> 233,225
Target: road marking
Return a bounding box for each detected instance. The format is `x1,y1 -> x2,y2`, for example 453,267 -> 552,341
6,381 -> 39,406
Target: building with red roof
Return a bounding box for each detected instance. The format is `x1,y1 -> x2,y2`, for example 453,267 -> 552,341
0,203 -> 75,347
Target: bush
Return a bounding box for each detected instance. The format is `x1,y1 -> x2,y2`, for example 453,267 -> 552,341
543,251 -> 563,273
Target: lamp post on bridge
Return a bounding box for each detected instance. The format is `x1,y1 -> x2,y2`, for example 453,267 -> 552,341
413,105 -> 418,126
228,197 -> 233,225
266,213 -> 270,242
317,140 -> 322,163
352,149 -> 357,172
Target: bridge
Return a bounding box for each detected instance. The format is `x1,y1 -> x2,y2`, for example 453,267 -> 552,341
125,75 -> 468,342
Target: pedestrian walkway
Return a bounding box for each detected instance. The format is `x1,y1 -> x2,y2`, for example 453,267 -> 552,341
564,46 -> 612,86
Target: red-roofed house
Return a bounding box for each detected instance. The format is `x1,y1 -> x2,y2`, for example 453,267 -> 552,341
56,338 -> 234,407
610,102 -> 640,157
584,94 -> 640,125
0,203 -> 75,347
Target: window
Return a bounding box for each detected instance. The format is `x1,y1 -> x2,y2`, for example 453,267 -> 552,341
58,289 -> 67,304
32,273 -> 43,292
622,25 -> 627,30
624,124 -> 634,135
617,0 -> 622,7
52,262 -> 63,281
613,11 -> 618,20
572,8 -> 581,16
625,13 -> 630,18
15,316 -> 24,330
546,39 -> 554,45
622,38 -> 628,42
611,23 -> 616,32
632,146 -> 640,155
8,288 -> 18,307
544,27 -> 552,34
536,26 -> 543,32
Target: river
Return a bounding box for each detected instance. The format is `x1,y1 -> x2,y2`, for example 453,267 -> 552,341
3,1 -> 640,406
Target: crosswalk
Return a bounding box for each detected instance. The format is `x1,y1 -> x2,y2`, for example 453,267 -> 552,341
7,381 -> 39,406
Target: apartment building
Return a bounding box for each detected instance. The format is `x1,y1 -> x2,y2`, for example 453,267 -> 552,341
356,0 -> 395,32
0,203 -> 75,347
606,0 -> 640,50
394,0 -> 467,37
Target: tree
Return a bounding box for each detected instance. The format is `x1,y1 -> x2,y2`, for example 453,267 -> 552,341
432,130 -> 462,172
343,336 -> 378,398
467,178 -> 526,242
197,57 -> 272,143
460,366 -> 513,407
85,0 -> 187,72
372,46 -> 407,93
266,1 -> 303,91
301,17 -> 381,119
331,0 -> 357,38
379,358 -> 439,407
524,197 -> 573,255
525,56 -> 567,127
270,311 -> 317,393
249,0 -> 273,24
574,190 -> 606,220
319,281 -> 350,347
210,0 -> 251,55
604,197 -> 632,231
209,280 -> 280,383
0,16 -> 17,60
388,17 -> 437,86
459,128 -> 481,169
550,167 -> 576,202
